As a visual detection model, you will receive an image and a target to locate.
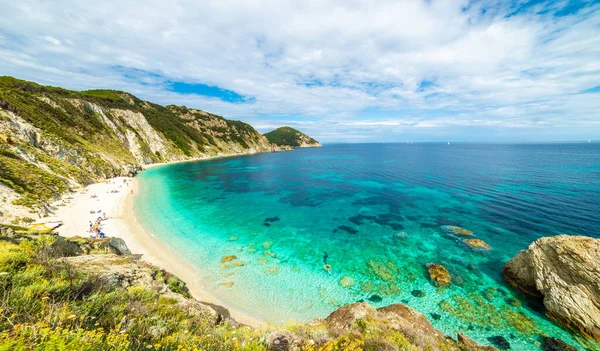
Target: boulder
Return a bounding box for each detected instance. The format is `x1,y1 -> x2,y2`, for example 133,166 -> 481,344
503,235 -> 600,341
324,302 -> 376,335
266,331 -> 298,351
321,302 -> 495,351
427,263 -> 451,287
108,237 -> 131,255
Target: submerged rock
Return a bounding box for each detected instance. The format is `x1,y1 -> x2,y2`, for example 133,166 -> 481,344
487,336 -> 510,350
220,255 -> 237,263
465,238 -> 491,250
426,263 -> 451,287
263,241 -> 274,249
503,235 -> 600,341
446,225 -> 474,236
411,289 -> 426,298
219,281 -> 234,288
368,295 -> 383,303
339,276 -> 355,288
542,337 -> 578,351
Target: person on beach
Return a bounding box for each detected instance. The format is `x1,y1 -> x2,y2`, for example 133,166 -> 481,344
88,221 -> 93,232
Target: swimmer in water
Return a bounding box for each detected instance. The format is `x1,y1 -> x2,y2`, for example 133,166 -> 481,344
323,251 -> 328,264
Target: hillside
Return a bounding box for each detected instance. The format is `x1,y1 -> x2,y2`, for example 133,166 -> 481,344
0,77 -> 275,223
264,126 -> 321,148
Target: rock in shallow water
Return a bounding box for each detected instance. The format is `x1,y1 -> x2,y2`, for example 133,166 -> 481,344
339,276 -> 355,288
465,238 -> 492,250
503,234 -> 600,342
426,263 -> 451,287
487,336 -> 510,350
542,337 -> 578,351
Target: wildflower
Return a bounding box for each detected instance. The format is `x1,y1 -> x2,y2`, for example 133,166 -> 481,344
0,272 -> 8,275
67,314 -> 77,319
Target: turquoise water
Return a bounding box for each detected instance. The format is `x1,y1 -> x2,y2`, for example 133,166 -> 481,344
135,143 -> 600,350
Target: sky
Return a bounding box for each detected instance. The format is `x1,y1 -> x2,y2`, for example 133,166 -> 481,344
0,0 -> 599,143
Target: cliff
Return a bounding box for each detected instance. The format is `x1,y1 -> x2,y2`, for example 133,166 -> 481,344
503,235 -> 600,343
0,77 -> 279,223
264,126 -> 321,148
0,229 -> 497,351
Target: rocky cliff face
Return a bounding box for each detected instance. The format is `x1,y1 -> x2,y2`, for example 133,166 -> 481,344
263,126 -> 321,148
0,77 -> 275,222
503,235 -> 600,342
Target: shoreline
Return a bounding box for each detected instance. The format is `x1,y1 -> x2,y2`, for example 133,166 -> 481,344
49,172 -> 264,327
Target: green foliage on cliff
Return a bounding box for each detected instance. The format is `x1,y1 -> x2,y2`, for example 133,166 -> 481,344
0,76 -> 270,210
264,126 -> 319,147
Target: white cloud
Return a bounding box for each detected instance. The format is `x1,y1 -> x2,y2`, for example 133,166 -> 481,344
0,0 -> 599,142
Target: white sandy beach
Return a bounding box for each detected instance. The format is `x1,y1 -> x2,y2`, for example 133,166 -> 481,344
47,176 -> 263,327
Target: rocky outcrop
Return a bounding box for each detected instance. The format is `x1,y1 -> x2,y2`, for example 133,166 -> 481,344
503,235 -> 600,341
65,254 -> 219,324
317,302 -> 497,351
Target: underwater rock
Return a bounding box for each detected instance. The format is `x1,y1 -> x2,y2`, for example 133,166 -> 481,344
426,263 -> 451,287
265,266 -> 279,275
487,336 -> 510,350
393,231 -> 408,239
465,238 -> 492,250
258,257 -> 268,264
411,290 -> 425,298
228,236 -> 238,241
445,225 -> 474,236
263,241 -> 274,249
231,261 -> 244,267
366,260 -> 397,282
430,313 -> 441,320
264,250 -> 277,257
219,281 -> 234,288
368,295 -> 383,303
220,255 -> 237,263
541,337 -> 578,351
339,276 -> 355,288
503,235 -> 600,341
264,216 -> 280,223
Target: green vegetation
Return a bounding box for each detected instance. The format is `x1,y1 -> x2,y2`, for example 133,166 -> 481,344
0,76 -> 271,211
264,126 -> 319,147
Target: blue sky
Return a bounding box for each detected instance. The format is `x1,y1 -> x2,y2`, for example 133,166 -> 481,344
0,0 -> 599,142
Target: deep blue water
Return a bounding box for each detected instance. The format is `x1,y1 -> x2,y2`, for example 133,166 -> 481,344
135,143 -> 600,350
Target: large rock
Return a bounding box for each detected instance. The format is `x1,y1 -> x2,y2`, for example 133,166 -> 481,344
322,302 -> 496,351
503,235 -> 600,341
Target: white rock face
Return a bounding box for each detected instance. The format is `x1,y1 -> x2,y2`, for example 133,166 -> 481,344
503,235 -> 600,341
109,109 -> 170,158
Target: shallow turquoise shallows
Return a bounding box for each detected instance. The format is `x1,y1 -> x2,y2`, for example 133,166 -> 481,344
135,143 -> 600,350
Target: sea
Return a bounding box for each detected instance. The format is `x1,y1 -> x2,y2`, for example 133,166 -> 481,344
134,142 -> 600,350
